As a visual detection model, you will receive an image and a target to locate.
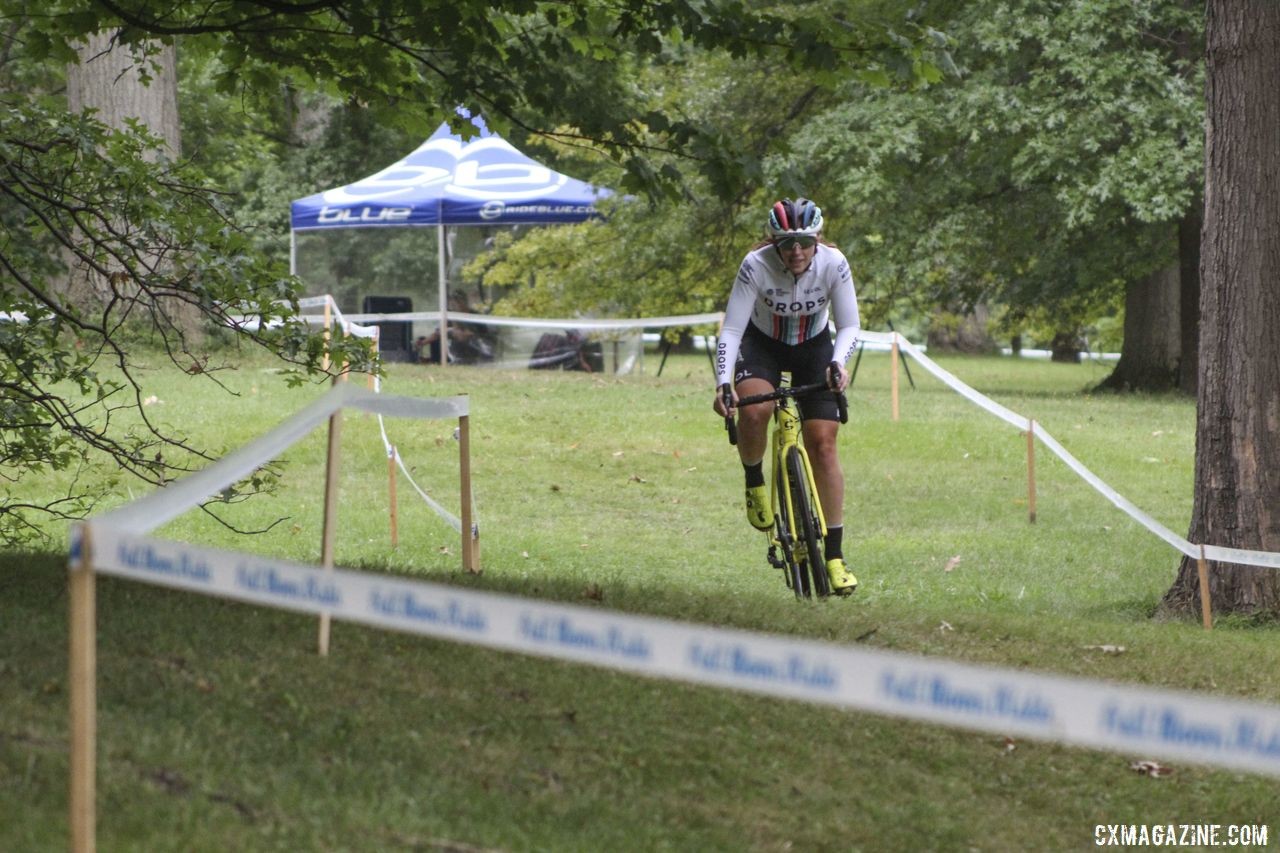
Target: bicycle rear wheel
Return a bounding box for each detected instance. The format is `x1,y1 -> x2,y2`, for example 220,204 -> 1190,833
786,446 -> 830,597
773,459 -> 809,598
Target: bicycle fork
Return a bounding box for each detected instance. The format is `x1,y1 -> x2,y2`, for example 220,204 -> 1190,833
767,403 -> 828,565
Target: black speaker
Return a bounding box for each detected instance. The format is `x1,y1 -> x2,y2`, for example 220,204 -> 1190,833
361,296 -> 413,362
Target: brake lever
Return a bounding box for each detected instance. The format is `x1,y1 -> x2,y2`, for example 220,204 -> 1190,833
721,385 -> 739,445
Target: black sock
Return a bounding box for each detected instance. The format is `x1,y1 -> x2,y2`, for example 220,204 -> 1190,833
825,525 -> 843,561
743,462 -> 765,488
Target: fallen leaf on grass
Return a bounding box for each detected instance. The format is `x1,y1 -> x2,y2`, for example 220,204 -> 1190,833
944,555 -> 961,572
1083,644 -> 1127,655
1130,760 -> 1174,777
629,474 -> 647,483
1003,737 -> 1017,753
938,621 -> 954,633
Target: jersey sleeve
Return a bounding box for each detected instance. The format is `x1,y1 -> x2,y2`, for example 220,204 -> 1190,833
828,252 -> 861,365
715,257 -> 759,386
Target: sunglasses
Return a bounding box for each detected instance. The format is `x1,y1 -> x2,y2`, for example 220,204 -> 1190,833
774,235 -> 817,250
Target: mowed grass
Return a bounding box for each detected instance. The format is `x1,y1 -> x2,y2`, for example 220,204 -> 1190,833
3,347 -> 1278,852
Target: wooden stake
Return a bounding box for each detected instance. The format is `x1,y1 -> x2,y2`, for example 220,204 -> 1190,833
1026,419 -> 1037,524
69,527 -> 96,853
459,413 -> 481,573
388,446 -> 399,549
1197,544 -> 1213,630
368,327 -> 380,392
321,298 -> 331,372
890,336 -> 900,422
318,379 -> 344,656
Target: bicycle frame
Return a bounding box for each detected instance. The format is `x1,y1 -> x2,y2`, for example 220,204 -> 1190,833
769,395 -> 828,550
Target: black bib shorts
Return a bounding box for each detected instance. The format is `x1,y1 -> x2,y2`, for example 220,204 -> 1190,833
732,323 -> 841,422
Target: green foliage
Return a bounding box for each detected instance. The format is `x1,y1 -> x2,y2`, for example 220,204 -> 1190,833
0,102 -> 370,543
17,0 -> 954,200
767,0 -> 1203,335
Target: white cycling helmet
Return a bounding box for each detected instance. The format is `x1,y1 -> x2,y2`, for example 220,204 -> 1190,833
767,197 -> 824,238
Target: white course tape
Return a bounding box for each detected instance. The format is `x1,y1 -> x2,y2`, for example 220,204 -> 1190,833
73,525 -> 1280,779
892,334 -> 1030,431
317,310 -> 726,331
392,449 -> 462,533
879,332 -> 1280,571
1033,429 -> 1199,560
93,384 -> 467,536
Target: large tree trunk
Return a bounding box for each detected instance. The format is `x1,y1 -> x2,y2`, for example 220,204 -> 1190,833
66,31 -> 180,156
1096,261 -> 1180,392
1162,1 -> 1280,617
1177,206 -> 1202,395
63,31 -> 200,341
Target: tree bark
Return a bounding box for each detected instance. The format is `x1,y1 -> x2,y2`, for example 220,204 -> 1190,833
1096,260 -> 1180,392
1162,1 -> 1280,617
66,30 -> 180,157
1049,330 -> 1082,363
1177,206 -> 1202,395
63,30 -> 200,341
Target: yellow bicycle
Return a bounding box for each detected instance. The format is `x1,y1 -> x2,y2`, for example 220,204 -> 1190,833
723,365 -> 848,599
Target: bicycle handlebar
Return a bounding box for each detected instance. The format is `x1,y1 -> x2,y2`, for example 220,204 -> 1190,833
723,362 -> 848,446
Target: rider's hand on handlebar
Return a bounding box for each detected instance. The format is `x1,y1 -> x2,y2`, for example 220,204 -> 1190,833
713,383 -> 738,417
827,363 -> 850,393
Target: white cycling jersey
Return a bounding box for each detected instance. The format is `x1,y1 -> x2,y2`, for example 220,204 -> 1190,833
715,243 -> 861,387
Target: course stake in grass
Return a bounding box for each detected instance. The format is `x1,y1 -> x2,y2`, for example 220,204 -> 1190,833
319,373 -> 346,656
891,335 -> 901,421
389,445 -> 399,549
68,527 -> 96,853
1027,419 -> 1038,524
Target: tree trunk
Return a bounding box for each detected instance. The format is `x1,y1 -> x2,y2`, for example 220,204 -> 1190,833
66,30 -> 180,157
926,303 -> 999,354
1096,261 -> 1180,392
1162,1 -> 1280,617
1049,330 -> 1082,363
1177,206 -> 1202,395
63,31 -> 200,342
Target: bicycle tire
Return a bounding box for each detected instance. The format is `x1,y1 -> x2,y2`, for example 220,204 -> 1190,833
786,446 -> 830,597
773,459 -> 809,598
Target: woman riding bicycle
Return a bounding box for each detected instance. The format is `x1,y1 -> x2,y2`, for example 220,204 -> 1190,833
712,197 -> 861,594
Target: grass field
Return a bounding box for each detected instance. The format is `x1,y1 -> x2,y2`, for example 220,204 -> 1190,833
3,347 -> 1277,851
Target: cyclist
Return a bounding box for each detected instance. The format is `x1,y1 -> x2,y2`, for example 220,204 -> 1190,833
712,197 -> 861,594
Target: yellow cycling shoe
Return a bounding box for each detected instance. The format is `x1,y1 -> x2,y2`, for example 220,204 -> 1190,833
745,485 -> 772,530
827,558 -> 858,595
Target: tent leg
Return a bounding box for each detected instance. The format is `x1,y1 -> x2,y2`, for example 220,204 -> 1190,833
437,224 -> 448,366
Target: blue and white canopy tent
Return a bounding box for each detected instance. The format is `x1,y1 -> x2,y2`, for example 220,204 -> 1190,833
290,114 -> 610,363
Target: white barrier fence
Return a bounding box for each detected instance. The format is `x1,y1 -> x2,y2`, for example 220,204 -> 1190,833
76,525 -> 1280,782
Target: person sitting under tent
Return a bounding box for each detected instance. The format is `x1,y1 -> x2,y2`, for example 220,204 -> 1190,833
416,292 -> 495,365
529,329 -> 604,372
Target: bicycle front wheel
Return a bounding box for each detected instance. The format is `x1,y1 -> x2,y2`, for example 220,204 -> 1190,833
774,456 -> 808,598
786,446 -> 830,597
